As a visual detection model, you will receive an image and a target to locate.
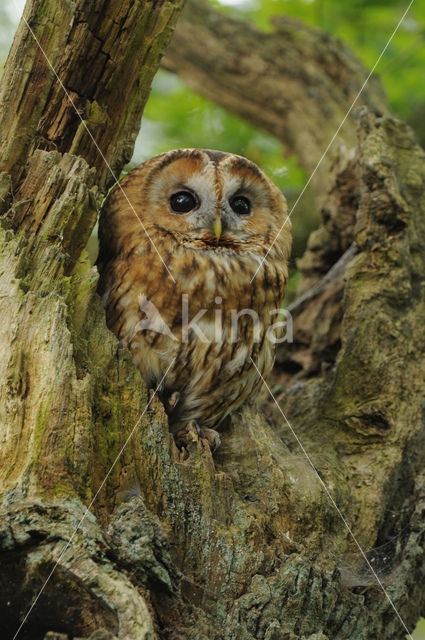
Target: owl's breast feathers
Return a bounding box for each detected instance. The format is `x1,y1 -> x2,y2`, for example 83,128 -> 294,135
99,228 -> 288,430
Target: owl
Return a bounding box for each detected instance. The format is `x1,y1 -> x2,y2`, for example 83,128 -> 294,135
97,149 -> 291,451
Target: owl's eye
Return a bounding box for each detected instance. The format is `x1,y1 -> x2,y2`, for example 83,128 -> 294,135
230,195 -> 251,216
169,191 -> 198,214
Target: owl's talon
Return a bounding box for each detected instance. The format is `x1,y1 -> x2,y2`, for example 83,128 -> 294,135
174,421 -> 199,449
166,391 -> 180,411
199,427 -> 221,453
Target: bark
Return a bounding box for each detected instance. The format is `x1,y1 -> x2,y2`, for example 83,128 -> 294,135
1,3 -> 425,640
162,0 -> 389,197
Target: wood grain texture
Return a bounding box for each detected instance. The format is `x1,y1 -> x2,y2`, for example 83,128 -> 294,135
0,0 -> 183,637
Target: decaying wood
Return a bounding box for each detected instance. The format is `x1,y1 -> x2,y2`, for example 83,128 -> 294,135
276,155 -> 361,375
162,0 -> 389,197
1,2 -> 425,640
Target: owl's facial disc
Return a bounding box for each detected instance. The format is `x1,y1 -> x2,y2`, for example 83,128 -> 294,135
143,149 -> 288,251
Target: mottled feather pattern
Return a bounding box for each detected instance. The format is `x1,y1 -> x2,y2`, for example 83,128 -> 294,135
98,149 -> 291,438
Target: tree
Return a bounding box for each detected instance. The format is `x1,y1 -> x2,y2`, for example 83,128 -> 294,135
1,1 -> 425,640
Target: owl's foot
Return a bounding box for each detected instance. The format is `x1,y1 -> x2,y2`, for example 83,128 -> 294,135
174,421 -> 200,449
173,421 -> 221,454
199,427 -> 221,453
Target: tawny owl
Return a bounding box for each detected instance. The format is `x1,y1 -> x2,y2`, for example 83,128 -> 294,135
97,149 -> 291,450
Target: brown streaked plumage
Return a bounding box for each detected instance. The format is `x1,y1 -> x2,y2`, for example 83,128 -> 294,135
97,149 -> 291,449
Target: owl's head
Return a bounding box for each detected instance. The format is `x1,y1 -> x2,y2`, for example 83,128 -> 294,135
104,149 -> 291,259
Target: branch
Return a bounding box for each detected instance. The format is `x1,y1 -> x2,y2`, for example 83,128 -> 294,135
287,242 -> 358,313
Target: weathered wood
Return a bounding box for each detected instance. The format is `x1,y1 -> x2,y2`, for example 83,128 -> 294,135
277,155 -> 360,375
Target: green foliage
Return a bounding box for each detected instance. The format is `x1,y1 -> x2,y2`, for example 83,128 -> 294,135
412,617 -> 425,640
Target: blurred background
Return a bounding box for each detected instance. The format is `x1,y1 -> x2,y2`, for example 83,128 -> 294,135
1,3 -> 424,634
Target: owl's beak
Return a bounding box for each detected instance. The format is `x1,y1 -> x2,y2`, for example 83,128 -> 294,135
213,216 -> 222,242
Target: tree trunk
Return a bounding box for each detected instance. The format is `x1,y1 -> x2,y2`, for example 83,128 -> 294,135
1,3 -> 425,640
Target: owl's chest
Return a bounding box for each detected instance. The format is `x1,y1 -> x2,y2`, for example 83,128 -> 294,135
111,255 -> 285,428
148,246 -> 278,316
143,282 -> 275,349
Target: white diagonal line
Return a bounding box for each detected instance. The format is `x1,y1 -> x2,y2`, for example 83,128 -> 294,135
250,357 -> 414,640
12,358 -> 176,640
12,1 -> 176,283
250,0 -> 415,283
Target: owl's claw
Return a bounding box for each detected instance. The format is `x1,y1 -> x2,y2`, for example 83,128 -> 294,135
165,391 -> 180,413
174,421 -> 199,449
173,422 -> 221,454
199,427 -> 221,453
